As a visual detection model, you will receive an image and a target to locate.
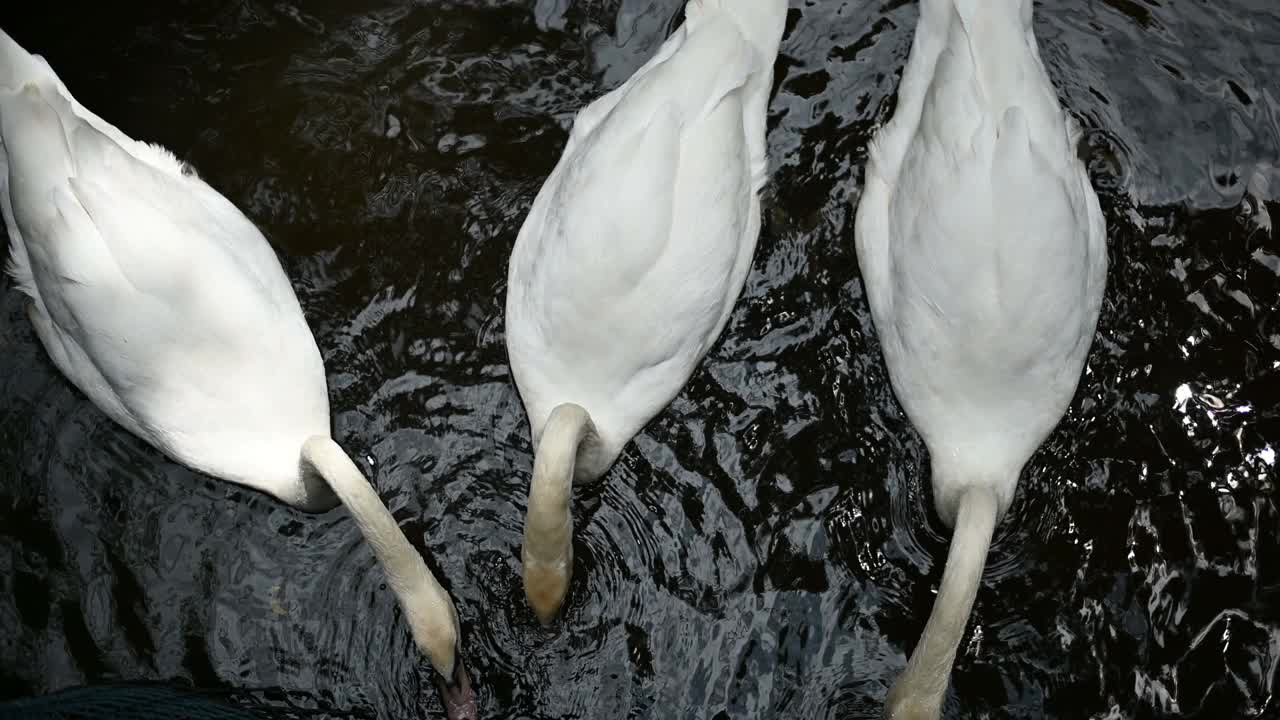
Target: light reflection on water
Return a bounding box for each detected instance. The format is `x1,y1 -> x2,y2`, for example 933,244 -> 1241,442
0,1 -> 1277,718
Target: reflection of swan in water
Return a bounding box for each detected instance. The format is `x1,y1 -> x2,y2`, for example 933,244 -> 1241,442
853,0 -> 1108,717
0,28 -> 476,720
504,0 -> 790,625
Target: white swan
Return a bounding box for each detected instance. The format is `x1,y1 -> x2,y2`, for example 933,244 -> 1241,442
853,0 -> 1108,717
504,0 -> 788,625
0,29 -> 476,719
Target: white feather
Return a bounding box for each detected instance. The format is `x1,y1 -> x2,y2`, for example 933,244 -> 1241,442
507,0 -> 788,456
505,0 -> 789,624
0,35 -> 329,500
854,2 -> 1107,718
0,30 -> 473,705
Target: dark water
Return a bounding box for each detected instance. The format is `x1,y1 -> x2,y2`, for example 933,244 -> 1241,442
1,1 -> 1278,718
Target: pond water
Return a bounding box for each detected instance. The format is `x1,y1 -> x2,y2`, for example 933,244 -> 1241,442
0,1 -> 1277,718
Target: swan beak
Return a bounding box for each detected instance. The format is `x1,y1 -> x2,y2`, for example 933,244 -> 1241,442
436,661 -> 477,720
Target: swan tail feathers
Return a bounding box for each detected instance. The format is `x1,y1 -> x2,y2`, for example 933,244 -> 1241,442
0,27 -> 50,94
0,100 -> 36,299
948,0 -> 1033,31
691,34 -> 755,125
0,80 -> 78,297
3,235 -> 36,298
684,0 -> 788,62
3,83 -> 147,293
0,31 -> 98,299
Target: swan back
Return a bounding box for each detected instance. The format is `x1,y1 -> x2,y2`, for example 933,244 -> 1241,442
855,0 -> 1107,517
506,0 -> 786,456
1,28 -> 330,507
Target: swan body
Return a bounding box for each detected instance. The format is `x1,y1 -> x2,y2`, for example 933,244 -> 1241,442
853,0 -> 1107,717
0,29 -> 474,718
505,0 -> 788,624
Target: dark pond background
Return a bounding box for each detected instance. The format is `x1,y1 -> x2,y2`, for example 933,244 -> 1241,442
1,0 -> 1278,718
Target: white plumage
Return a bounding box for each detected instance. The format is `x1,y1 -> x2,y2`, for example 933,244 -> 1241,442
0,28 -> 475,719
1,30 -> 329,507
854,0 -> 1108,717
505,0 -> 790,625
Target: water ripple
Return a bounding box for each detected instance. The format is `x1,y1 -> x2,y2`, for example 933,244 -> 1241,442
1,1 -> 1278,718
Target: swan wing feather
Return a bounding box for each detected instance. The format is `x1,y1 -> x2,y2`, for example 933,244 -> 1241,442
3,78 -> 324,446
856,0 -> 1107,463
508,17 -> 762,440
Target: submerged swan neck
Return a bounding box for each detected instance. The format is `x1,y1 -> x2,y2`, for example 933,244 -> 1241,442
300,437 -> 455,661
521,403 -> 601,624
526,404 -> 599,541
886,488 -> 999,719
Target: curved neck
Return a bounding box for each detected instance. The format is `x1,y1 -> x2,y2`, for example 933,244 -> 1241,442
524,403 -> 599,557
886,488 -> 999,719
300,436 -> 450,651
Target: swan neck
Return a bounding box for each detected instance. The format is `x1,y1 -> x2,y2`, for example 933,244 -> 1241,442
525,404 -> 597,555
887,488 -> 999,717
301,436 -> 448,645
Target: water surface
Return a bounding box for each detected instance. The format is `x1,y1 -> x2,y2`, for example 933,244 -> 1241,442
1,1 -> 1278,718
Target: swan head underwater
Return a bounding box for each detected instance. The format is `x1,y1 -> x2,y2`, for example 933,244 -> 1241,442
522,503 -> 573,626
521,447 -> 578,625
409,594 -> 476,720
518,403 -> 615,625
